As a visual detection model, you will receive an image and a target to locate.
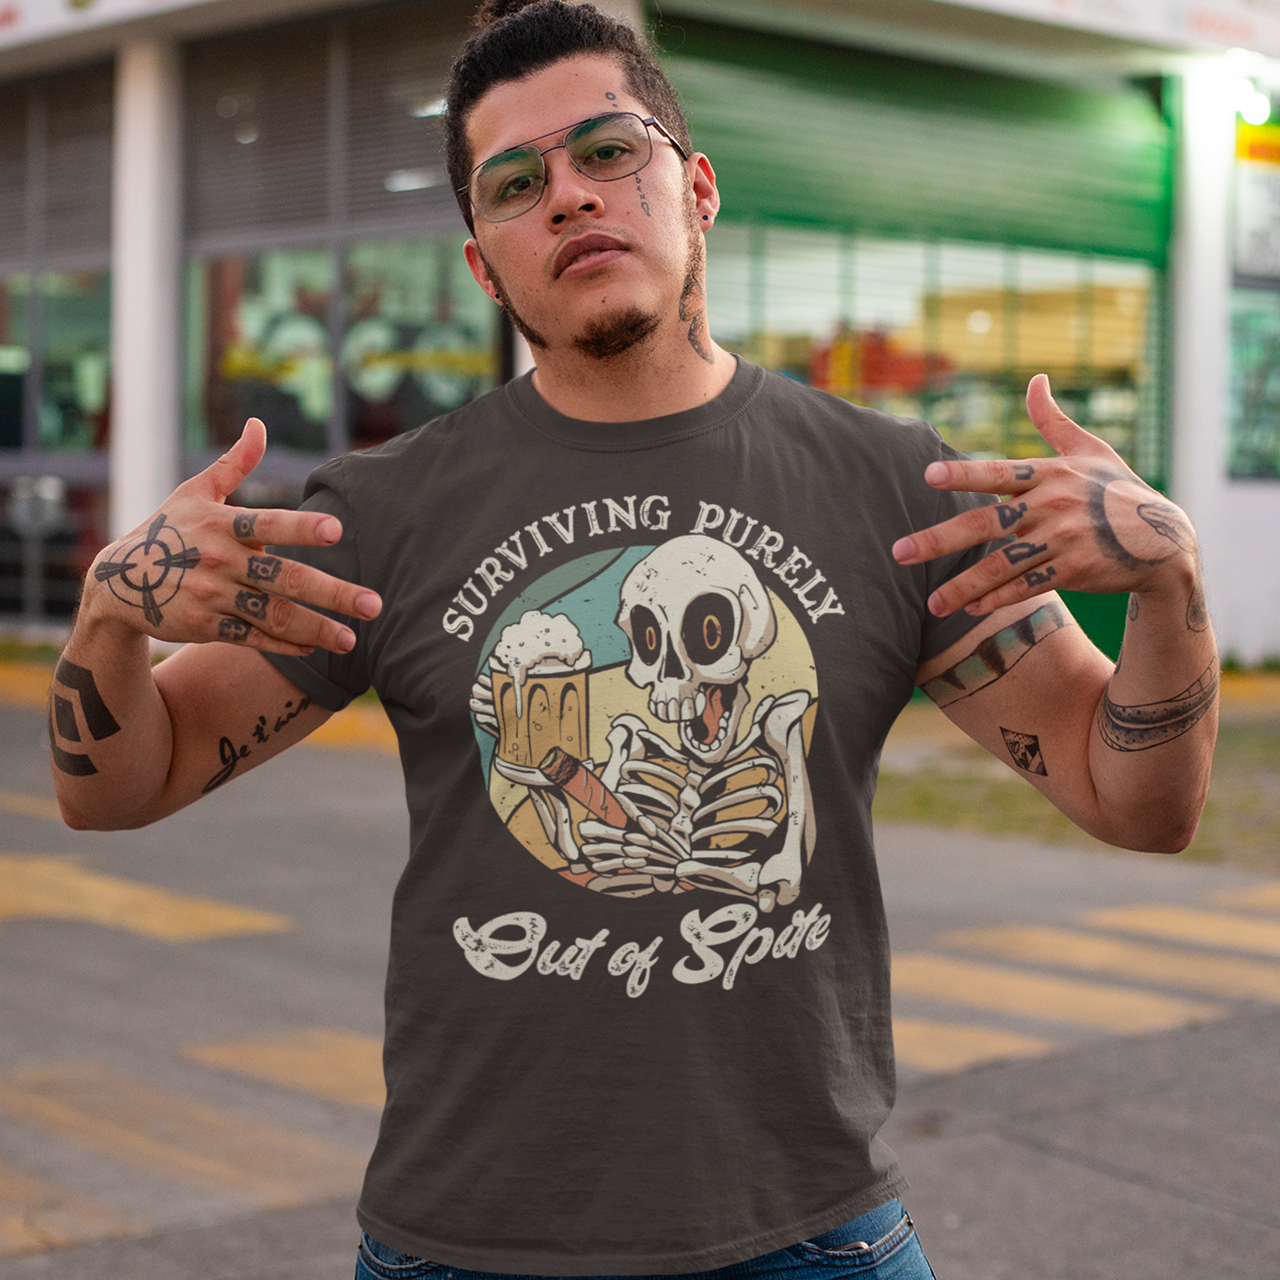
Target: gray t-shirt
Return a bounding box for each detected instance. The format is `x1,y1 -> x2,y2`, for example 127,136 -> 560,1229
265,359 -> 993,1274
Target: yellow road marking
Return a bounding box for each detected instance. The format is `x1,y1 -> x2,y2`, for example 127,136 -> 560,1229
305,703 -> 397,754
0,1159 -> 142,1259
0,856 -> 290,940
1210,882 -> 1280,914
893,1017 -> 1056,1073
0,1064 -> 364,1206
0,663 -> 53,710
893,953 -> 1221,1033
0,792 -> 62,822
944,925 -> 1280,1003
1085,905 -> 1280,958
186,1029 -> 384,1110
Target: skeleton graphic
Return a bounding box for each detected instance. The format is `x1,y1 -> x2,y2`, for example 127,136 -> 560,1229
472,536 -> 815,912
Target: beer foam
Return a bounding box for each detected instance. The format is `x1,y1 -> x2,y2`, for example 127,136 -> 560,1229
491,611 -> 591,718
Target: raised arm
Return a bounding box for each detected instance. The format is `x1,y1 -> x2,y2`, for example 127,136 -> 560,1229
51,419 -> 381,830
896,376 -> 1217,853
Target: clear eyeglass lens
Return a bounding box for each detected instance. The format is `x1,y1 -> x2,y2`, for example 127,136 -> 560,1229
474,150 -> 546,220
565,113 -> 651,177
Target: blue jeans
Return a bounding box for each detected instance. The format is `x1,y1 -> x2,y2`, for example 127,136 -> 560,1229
354,1200 -> 937,1280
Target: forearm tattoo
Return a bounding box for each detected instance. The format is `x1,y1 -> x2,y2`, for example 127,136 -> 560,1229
1096,662 -> 1218,752
922,602 -> 1071,707
202,696 -> 311,793
94,513 -> 201,627
1001,728 -> 1048,775
49,658 -> 121,777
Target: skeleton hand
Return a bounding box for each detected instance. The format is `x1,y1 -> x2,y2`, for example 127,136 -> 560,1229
578,817 -> 682,892
469,669 -> 498,738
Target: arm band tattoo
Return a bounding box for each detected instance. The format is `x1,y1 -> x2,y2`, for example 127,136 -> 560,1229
1096,662 -> 1218,752
922,601 -> 1071,708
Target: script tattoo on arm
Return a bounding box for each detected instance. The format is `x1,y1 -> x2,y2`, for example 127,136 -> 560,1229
93,513 -> 201,627
48,658 -> 122,777
1000,728 -> 1048,775
1096,662 -> 1218,752
202,696 -> 312,793
233,513 -> 259,539
922,601 -> 1072,707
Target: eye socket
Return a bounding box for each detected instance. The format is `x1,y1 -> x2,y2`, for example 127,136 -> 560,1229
630,605 -> 662,665
682,593 -> 736,667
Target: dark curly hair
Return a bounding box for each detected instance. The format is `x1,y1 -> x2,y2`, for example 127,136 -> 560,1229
445,0 -> 691,233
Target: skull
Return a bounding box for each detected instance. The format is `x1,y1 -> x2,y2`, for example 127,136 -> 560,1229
616,535 -> 776,763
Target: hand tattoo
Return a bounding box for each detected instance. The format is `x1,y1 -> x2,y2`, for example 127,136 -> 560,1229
1097,662 -> 1218,752
94,513 -> 201,627
1001,728 -> 1048,776
922,602 -> 1071,707
1086,472 -> 1173,573
1003,540 -> 1048,565
233,513 -> 259,540
995,502 -> 1027,531
1025,566 -> 1056,587
1136,502 -> 1195,553
219,617 -> 252,642
247,555 -> 283,583
235,589 -> 271,621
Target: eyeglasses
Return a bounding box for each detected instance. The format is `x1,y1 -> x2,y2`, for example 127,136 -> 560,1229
464,111 -> 690,223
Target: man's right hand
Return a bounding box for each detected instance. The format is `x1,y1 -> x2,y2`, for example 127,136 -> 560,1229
83,418 -> 381,655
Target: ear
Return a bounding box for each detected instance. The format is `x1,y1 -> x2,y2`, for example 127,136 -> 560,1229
689,153 -> 720,226
464,238 -> 501,305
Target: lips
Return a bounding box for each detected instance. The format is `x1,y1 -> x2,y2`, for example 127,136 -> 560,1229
553,232 -> 628,278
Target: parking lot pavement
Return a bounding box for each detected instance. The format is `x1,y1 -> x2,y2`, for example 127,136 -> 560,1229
4,674 -> 1280,1276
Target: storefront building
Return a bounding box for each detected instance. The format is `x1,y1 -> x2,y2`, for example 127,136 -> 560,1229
0,0 -> 1276,660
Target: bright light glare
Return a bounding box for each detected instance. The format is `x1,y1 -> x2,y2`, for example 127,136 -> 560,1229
1243,89 -> 1272,125
411,97 -> 447,118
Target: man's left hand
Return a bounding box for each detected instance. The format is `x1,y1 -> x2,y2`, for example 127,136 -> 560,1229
892,374 -> 1198,618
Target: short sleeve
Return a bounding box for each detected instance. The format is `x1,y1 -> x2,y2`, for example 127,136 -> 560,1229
917,438 -> 1006,663
259,457 -> 372,711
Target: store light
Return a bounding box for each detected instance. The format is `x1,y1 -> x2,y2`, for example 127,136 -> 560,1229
1232,75 -> 1272,125
385,167 -> 445,192
411,97 -> 447,118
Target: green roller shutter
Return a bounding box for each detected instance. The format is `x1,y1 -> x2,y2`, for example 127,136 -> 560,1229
658,19 -> 1172,263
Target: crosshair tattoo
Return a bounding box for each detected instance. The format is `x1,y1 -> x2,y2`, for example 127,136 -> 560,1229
1000,728 -> 1048,776
1025,566 -> 1056,587
1097,662 -> 1218,752
922,601 -> 1071,707
1003,540 -> 1048,565
995,502 -> 1027,531
94,513 -> 201,627
235,589 -> 271,620
1013,464 -> 1035,481
233,513 -> 259,539
247,555 -> 283,583
219,617 -> 252,642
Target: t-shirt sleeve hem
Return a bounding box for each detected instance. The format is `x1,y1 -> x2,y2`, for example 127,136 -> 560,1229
259,650 -> 360,713
918,605 -> 991,664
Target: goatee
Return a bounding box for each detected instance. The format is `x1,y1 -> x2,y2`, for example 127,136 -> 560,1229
572,308 -> 661,360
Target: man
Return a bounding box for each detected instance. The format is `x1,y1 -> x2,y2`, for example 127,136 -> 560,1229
51,2 -> 1217,1276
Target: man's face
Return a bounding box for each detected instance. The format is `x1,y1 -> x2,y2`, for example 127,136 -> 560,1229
462,55 -> 716,360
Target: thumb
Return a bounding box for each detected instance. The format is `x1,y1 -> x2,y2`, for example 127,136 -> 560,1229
197,418 -> 267,502
1025,375 -> 1100,458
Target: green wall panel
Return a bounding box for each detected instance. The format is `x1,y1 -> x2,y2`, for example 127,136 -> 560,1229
659,21 -> 1172,262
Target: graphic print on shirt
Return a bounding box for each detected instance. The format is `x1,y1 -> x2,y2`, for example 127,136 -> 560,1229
469,534 -> 819,913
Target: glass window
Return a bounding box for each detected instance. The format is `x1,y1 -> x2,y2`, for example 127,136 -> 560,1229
706,226 -> 1160,476
186,248 -> 335,453
39,271 -> 112,450
1228,287 -> 1280,479
343,235 -> 499,449
0,274 -> 31,450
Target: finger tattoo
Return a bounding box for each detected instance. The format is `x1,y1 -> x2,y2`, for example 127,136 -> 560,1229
219,617 -> 252,642
1003,540 -> 1048,565
246,554 -> 283,583
1013,464 -> 1035,481
235,589 -> 271,620
995,502 -> 1028,531
233,513 -> 259,539
1025,566 -> 1056,587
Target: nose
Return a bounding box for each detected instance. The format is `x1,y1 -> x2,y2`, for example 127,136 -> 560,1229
540,147 -> 602,226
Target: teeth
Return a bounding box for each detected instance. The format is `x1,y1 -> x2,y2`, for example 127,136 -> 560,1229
681,697 -> 695,721
695,692 -> 706,715
667,698 -> 679,722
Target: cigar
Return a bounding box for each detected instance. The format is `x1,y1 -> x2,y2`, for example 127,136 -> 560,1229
539,747 -> 629,828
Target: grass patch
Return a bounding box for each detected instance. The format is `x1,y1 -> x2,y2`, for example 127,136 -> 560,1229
0,638 -> 62,665
874,714 -> 1280,872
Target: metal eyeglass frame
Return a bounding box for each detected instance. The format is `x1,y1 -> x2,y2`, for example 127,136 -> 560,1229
463,111 -> 691,223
